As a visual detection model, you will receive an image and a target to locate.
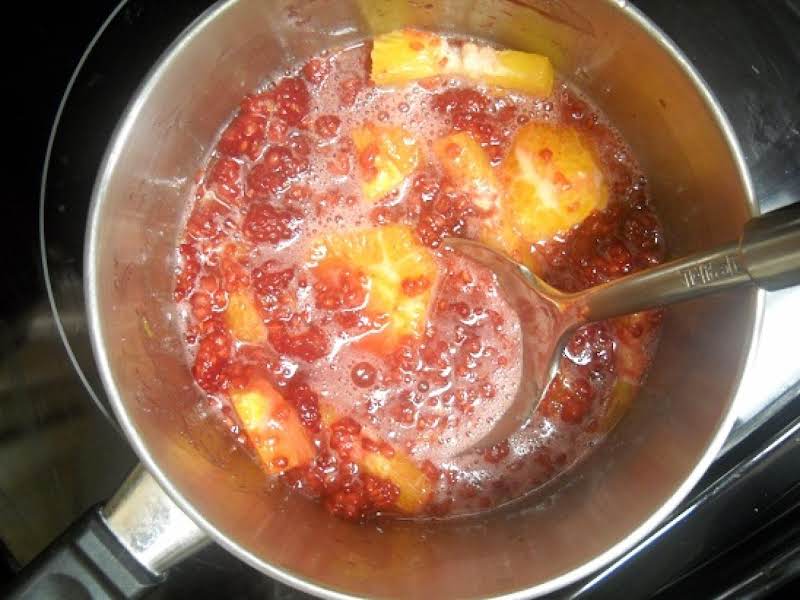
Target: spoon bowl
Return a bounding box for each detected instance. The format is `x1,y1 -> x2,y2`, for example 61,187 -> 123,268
444,202 -> 800,450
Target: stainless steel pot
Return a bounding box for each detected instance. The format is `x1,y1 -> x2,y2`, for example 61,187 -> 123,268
14,1 -> 767,598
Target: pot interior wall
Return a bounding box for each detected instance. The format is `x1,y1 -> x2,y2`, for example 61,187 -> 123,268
89,0 -> 758,597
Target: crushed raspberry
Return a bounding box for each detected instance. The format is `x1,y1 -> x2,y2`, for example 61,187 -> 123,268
242,202 -> 300,245
252,262 -> 295,300
314,114 -> 341,138
247,146 -> 308,195
273,77 -> 310,126
268,321 -> 330,362
217,112 -> 266,159
206,157 -> 242,204
286,380 -> 322,432
192,329 -> 231,393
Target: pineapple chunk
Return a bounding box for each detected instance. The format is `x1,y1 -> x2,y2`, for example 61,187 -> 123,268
352,123 -> 420,202
496,122 -> 608,244
600,379 -> 637,433
614,312 -> 657,380
312,225 -> 437,354
370,29 -> 554,97
460,43 -> 554,97
319,402 -> 338,429
371,29 -> 453,85
600,312 -> 658,432
225,291 -> 267,344
433,131 -> 499,211
320,402 -> 432,513
231,379 -> 314,474
361,449 -> 432,513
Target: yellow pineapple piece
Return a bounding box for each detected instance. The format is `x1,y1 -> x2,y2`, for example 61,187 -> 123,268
615,315 -> 649,380
319,402 -> 432,514
600,379 -> 637,432
600,312 -> 659,432
318,402 -> 338,429
370,29 -> 554,97
370,29 -> 454,85
361,449 -> 432,513
433,131 -> 499,211
460,43 -> 554,97
351,124 -> 419,201
497,122 -> 608,244
231,379 -> 314,475
225,291 -> 268,344
312,224 -> 437,354
352,123 -> 420,202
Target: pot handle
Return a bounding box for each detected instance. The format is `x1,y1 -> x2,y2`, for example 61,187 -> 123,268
6,465 -> 209,599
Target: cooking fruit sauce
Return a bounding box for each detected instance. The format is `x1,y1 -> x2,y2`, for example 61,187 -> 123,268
174,35 -> 665,520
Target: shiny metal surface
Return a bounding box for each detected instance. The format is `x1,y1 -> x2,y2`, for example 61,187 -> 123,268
740,202 -> 800,290
448,203 -> 799,447
628,0 -> 800,449
102,465 -> 209,575
84,0 -> 763,598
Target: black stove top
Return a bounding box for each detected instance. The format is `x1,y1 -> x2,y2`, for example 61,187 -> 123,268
6,0 -> 800,598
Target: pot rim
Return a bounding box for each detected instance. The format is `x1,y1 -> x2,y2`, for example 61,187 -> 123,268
84,1 -> 765,597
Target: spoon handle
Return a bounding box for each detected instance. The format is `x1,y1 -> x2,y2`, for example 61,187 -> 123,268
739,202 -> 800,290
580,202 -> 800,323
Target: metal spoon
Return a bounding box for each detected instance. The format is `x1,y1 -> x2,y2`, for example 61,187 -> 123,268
444,202 -> 800,450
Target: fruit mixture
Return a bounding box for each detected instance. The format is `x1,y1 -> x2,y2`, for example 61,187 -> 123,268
174,30 -> 665,520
